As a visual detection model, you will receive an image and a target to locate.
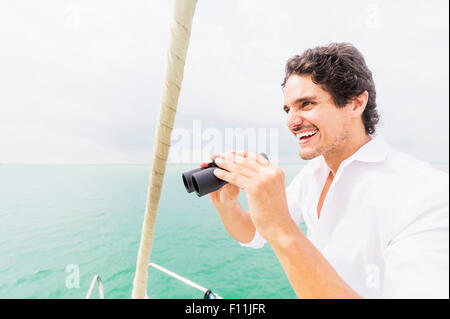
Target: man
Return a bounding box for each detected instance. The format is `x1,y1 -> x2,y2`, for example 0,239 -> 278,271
202,43 -> 449,298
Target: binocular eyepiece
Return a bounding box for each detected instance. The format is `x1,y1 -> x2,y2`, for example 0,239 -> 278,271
182,153 -> 269,197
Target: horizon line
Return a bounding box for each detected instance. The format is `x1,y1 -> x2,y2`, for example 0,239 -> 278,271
1,161 -> 449,166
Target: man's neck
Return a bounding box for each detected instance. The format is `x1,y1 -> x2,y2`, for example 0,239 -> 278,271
324,133 -> 371,176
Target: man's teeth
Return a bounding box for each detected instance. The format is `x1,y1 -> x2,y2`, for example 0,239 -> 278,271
296,130 -> 318,139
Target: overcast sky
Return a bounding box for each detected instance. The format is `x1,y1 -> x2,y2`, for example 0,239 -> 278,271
0,0 -> 448,164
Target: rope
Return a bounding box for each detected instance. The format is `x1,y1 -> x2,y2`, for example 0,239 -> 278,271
132,0 -> 198,299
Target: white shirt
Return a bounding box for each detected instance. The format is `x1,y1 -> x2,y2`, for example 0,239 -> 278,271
240,135 -> 449,299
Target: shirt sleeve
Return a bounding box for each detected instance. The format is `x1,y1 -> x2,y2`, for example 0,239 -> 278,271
239,168 -> 305,249
382,179 -> 449,299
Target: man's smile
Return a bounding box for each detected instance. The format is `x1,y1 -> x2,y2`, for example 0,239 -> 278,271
293,128 -> 319,145
297,129 -> 319,145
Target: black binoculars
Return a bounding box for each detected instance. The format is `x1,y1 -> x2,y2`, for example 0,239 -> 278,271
182,153 -> 269,197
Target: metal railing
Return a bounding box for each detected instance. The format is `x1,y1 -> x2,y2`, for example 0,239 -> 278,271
85,274 -> 104,299
84,263 -> 222,299
148,262 -> 222,299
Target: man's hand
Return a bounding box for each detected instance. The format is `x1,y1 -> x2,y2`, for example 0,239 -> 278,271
212,150 -> 294,242
200,154 -> 240,208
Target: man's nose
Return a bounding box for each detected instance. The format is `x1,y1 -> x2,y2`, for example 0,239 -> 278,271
286,109 -> 304,130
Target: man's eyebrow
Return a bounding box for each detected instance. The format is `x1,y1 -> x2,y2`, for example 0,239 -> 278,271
283,95 -> 318,109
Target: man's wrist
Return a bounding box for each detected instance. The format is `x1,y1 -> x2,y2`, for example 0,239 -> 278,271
215,199 -> 240,213
265,218 -> 301,250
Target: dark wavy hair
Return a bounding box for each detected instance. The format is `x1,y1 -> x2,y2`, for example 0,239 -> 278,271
282,43 -> 379,135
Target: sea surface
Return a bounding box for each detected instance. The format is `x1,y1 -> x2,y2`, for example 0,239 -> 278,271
0,163 -> 448,299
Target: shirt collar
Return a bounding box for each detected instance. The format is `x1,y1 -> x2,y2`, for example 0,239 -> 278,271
350,133 -> 389,163
310,133 -> 390,173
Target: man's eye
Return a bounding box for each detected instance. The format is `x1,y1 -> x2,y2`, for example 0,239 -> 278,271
303,101 -> 312,107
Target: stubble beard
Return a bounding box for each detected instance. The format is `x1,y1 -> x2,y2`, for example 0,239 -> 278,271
299,130 -> 351,160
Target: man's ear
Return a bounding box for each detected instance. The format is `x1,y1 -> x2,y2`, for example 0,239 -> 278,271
350,91 -> 369,118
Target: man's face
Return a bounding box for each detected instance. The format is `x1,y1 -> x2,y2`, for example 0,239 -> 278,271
283,74 -> 352,160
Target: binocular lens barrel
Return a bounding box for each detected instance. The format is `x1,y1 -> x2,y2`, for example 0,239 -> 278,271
191,167 -> 227,197
182,153 -> 269,197
182,167 -> 203,193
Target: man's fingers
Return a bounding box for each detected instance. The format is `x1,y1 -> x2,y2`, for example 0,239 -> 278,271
200,153 -> 222,168
213,168 -> 247,189
210,153 -> 222,161
214,156 -> 256,177
235,150 -> 248,157
222,152 -> 262,173
257,153 -> 270,166
203,150 -> 269,169
234,151 -> 270,168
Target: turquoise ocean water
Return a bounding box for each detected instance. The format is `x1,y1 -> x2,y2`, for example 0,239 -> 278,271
0,164 -> 307,299
0,163 -> 447,299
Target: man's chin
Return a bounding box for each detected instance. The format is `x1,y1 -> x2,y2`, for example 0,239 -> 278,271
299,149 -> 321,160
